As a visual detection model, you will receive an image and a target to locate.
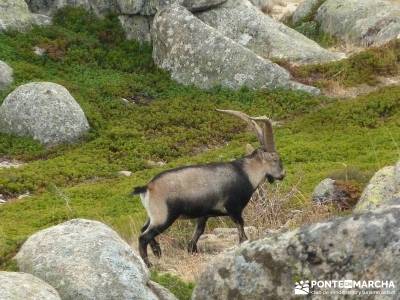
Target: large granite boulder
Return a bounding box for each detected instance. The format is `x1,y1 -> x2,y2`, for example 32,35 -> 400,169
0,0 -> 51,32
0,271 -> 61,300
0,61 -> 13,91
0,82 -> 90,146
291,0 -> 320,25
16,219 -> 177,300
193,195 -> 400,299
141,0 -> 228,15
26,0 -> 227,16
293,0 -> 400,47
316,0 -> 400,46
152,4 -> 319,93
25,0 -> 120,16
118,15 -> 152,43
197,0 -> 344,65
354,161 -> 400,213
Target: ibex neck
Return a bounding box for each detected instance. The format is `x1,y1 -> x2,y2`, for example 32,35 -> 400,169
240,155 -> 266,189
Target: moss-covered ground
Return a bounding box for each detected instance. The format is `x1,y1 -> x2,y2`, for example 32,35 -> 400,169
0,8 -> 399,299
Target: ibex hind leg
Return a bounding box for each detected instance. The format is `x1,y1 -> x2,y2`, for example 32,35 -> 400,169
141,218 -> 162,258
139,216 -> 178,268
187,217 -> 208,254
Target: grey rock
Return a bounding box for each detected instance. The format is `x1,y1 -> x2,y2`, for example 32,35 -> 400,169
152,4 -> 319,93
118,0 -> 145,14
196,0 -> 344,65
119,15 -> 152,43
315,0 -> 400,46
148,281 -> 178,300
16,219 -> 177,300
0,271 -> 61,300
27,0 -> 226,16
141,0 -> 227,15
0,61 -> 13,91
248,0 -> 269,9
0,82 -> 90,146
0,0 -> 51,32
181,0 -> 228,12
26,0 -> 119,16
291,0 -> 321,25
354,161 -> 400,213
312,178 -> 336,204
193,196 -> 400,299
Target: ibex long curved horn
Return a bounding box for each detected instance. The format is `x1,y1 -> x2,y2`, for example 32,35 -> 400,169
216,109 -> 276,152
250,116 -> 276,152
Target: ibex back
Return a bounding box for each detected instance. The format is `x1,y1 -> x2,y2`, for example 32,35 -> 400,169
131,109 -> 285,267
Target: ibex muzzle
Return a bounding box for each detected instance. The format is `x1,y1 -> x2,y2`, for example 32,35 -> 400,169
131,109 -> 285,267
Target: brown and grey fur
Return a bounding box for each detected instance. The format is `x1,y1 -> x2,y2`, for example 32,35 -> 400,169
132,109 -> 285,267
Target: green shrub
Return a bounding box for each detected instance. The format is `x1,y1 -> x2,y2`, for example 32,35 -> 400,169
151,272 -> 194,300
289,40 -> 400,87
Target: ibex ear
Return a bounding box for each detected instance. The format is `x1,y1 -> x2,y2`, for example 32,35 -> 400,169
245,143 -> 255,155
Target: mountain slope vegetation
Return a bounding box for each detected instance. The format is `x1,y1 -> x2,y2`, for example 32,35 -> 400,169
0,8 -> 399,299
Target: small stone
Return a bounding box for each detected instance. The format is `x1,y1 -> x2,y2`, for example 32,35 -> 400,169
118,170 -> 132,177
17,192 -> 31,200
146,160 -> 166,167
33,46 -> 46,56
312,178 -> 336,204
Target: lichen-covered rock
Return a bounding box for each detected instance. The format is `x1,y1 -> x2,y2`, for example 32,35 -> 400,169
354,161 -> 400,213
26,0 -> 120,16
16,219 -> 177,300
27,0 -> 227,16
0,61 -> 13,91
119,15 -> 152,43
0,271 -> 61,300
312,178 -> 336,203
312,178 -> 361,209
197,0 -> 344,65
141,0 -> 228,15
181,0 -> 227,12
315,0 -> 400,46
117,0 -> 145,14
152,4 -> 319,94
0,82 -> 90,146
291,0 -> 321,25
193,196 -> 400,299
0,0 -> 51,32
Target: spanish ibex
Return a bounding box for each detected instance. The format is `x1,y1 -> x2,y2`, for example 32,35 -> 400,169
132,109 -> 285,267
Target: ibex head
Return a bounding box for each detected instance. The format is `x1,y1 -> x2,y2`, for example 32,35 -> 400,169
217,109 -> 285,184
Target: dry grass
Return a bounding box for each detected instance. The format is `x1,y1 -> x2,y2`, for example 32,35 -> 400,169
244,179 -> 338,237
